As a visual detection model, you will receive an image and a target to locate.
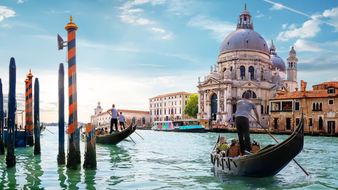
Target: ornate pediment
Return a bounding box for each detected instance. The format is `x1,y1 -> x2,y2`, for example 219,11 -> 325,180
201,76 -> 221,86
237,81 -> 260,88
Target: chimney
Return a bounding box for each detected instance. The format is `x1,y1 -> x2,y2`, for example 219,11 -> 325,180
300,80 -> 307,92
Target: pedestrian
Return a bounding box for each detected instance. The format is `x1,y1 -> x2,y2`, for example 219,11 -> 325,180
235,91 -> 259,156
109,104 -> 119,133
119,112 -> 125,130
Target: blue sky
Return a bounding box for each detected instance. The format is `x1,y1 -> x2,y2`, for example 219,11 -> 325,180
0,0 -> 338,122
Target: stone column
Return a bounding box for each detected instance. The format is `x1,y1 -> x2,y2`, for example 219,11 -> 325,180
204,92 -> 207,118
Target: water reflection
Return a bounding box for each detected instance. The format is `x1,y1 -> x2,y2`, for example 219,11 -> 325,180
65,168 -> 81,189
6,166 -> 17,189
57,166 -> 67,189
84,168 -> 96,190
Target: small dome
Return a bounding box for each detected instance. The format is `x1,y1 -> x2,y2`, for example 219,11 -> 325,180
271,54 -> 286,72
220,29 -> 269,54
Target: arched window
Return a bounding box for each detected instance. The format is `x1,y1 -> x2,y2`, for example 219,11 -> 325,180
312,103 -> 315,111
319,103 -> 322,111
316,103 -> 319,111
240,66 -> 245,80
249,66 -> 255,80
260,105 -> 264,114
242,90 -> 257,99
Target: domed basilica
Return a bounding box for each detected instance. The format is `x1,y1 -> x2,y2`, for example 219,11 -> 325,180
197,5 -> 298,127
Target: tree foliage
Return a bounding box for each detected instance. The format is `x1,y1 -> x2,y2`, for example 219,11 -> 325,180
184,94 -> 198,118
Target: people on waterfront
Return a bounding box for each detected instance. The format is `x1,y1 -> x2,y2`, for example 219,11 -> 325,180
119,112 -> 125,130
216,136 -> 229,153
109,104 -> 119,133
235,91 -> 259,156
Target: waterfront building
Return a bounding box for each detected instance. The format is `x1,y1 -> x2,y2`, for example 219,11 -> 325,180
197,5 -> 298,128
269,81 -> 338,135
91,102 -> 151,128
149,91 -> 192,122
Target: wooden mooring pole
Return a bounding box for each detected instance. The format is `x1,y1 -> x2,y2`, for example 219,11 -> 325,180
6,57 -> 16,167
57,63 -> 65,165
34,78 -> 41,155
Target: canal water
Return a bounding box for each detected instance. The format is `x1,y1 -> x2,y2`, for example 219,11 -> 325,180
0,127 -> 337,189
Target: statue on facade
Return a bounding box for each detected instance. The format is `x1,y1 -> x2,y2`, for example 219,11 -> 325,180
256,67 -> 261,81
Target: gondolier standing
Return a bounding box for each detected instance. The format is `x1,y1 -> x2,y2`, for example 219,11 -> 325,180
109,104 -> 119,133
235,91 -> 259,155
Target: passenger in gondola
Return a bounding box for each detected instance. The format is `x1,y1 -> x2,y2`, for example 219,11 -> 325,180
216,137 -> 229,155
235,91 -> 260,156
227,139 -> 240,157
104,128 -> 109,135
119,112 -> 125,130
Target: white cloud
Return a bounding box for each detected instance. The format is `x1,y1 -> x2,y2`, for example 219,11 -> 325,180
321,6 -> 338,31
277,19 -> 320,41
188,15 -> 235,42
270,2 -> 283,10
119,0 -> 173,40
17,0 -> 25,4
255,11 -> 265,18
0,6 -> 16,22
294,39 -> 322,52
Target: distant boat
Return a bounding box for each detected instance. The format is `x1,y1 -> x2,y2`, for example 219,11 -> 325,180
151,119 -> 206,133
211,116 -> 304,177
96,124 -> 136,145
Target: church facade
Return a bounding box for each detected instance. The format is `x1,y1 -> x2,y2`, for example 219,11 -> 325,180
197,6 -> 298,128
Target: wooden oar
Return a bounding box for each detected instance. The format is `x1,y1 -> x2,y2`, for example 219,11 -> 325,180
129,136 -> 136,144
249,114 -> 309,176
134,131 -> 144,140
45,127 -> 55,135
211,134 -> 220,152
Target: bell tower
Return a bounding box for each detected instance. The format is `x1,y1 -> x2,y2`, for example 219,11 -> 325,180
285,46 -> 298,91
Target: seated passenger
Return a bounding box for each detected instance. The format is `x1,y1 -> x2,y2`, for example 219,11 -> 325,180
227,139 -> 241,157
216,137 -> 229,153
251,140 -> 261,153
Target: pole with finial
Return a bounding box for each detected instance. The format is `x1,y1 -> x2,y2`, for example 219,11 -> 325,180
0,78 -> 4,155
26,69 -> 34,146
6,57 -> 16,167
65,15 -> 80,168
34,78 -> 41,155
57,63 -> 65,165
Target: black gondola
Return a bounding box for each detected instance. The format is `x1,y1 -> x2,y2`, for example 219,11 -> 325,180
96,124 -> 136,145
211,116 -> 304,177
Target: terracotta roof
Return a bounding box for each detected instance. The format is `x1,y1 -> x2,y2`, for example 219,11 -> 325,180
150,91 -> 193,99
272,89 -> 338,100
313,81 -> 338,90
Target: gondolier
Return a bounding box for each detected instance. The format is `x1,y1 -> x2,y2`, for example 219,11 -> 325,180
235,91 -> 259,155
109,104 -> 119,133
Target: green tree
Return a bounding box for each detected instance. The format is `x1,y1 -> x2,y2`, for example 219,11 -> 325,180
184,94 -> 198,118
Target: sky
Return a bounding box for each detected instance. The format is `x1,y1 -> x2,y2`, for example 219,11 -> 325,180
0,0 -> 338,123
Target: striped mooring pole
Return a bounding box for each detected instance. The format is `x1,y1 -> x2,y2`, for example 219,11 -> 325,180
25,70 -> 34,146
83,123 -> 96,169
6,57 -> 16,167
0,79 -> 4,155
57,63 -> 65,165
34,78 -> 41,155
65,16 -> 80,169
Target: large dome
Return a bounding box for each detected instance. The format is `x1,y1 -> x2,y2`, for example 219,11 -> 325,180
220,29 -> 269,54
271,54 -> 286,72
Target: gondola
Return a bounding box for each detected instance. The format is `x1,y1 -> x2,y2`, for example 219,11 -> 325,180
96,124 -> 136,145
211,116 -> 304,177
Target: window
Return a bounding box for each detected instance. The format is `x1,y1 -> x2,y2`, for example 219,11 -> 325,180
295,118 -> 300,126
242,90 -> 257,99
273,118 -> 278,129
295,102 -> 300,111
240,66 -> 245,80
309,118 -> 313,127
271,102 -> 280,111
286,118 -> 291,130
328,88 -> 335,94
329,99 -> 334,105
318,117 -> 323,130
281,101 -> 292,111
249,66 -> 255,80
260,105 -> 264,114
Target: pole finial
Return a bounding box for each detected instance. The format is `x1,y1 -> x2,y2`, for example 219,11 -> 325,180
70,15 -> 73,23
244,3 -> 247,10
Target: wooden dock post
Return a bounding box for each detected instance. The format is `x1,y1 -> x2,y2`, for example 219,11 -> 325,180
58,63 -> 65,165
0,79 -> 4,155
65,16 -> 80,168
34,78 -> 41,155
83,123 -> 96,169
6,57 -> 16,167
